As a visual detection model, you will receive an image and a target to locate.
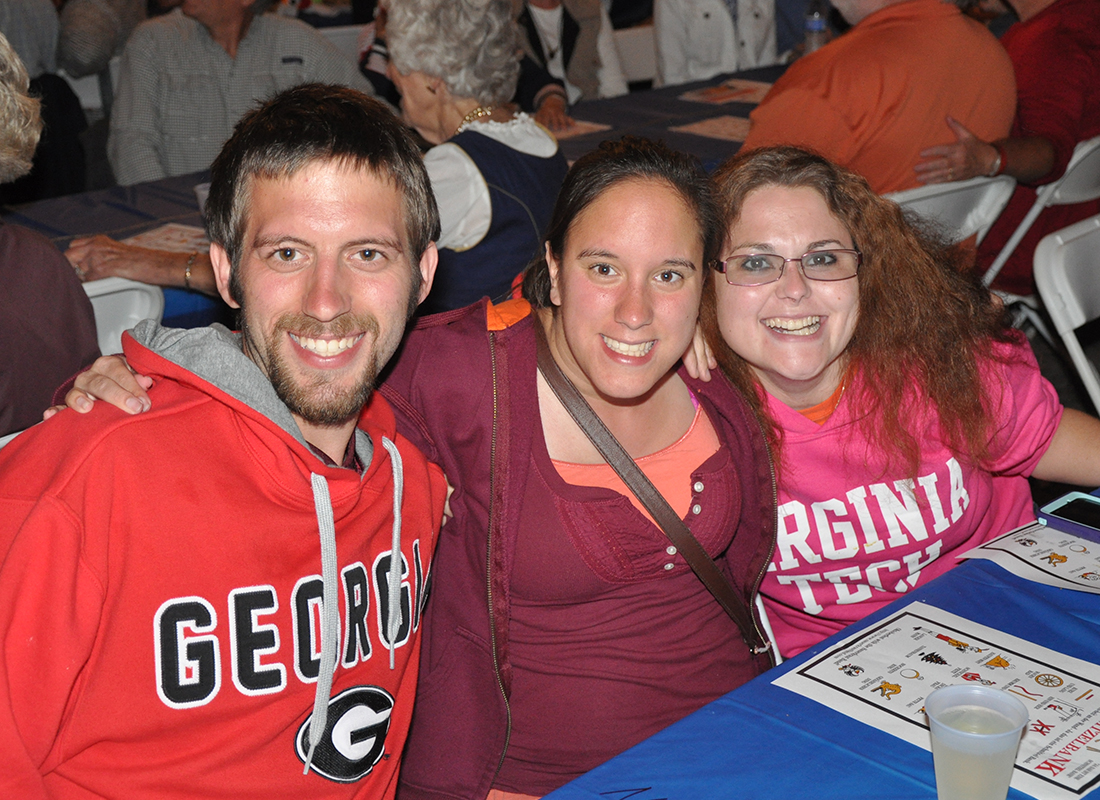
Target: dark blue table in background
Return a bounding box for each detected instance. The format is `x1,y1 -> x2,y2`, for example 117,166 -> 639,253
545,557 -> 1100,800
1,64 -> 787,326
559,64 -> 786,168
1,170 -> 204,241
1,171 -> 229,328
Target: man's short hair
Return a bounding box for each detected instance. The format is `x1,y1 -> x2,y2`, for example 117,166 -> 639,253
205,83 -> 440,300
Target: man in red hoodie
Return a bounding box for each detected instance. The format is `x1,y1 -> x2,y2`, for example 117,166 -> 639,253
0,84 -> 447,800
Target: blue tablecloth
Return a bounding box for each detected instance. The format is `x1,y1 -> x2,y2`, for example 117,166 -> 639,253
1,171 -> 231,327
560,64 -> 786,170
546,558 -> 1100,800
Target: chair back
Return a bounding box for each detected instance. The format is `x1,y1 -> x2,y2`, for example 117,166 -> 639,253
83,277 -> 165,355
885,175 -> 1016,246
1045,134 -> 1100,206
983,134 -> 1100,286
1033,213 -> 1100,413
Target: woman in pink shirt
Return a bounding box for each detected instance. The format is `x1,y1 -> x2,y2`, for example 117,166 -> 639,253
703,145 -> 1100,659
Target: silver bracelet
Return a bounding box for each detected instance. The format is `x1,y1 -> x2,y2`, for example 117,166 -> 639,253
184,252 -> 196,290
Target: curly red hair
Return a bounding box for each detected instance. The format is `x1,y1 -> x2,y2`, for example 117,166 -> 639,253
701,146 -> 1016,477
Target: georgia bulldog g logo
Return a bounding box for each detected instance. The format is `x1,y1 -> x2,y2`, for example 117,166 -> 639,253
296,686 -> 394,782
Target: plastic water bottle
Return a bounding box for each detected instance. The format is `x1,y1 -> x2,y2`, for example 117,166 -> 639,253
804,0 -> 829,54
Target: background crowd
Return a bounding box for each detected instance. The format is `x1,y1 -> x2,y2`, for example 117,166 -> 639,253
1,0 -> 1100,796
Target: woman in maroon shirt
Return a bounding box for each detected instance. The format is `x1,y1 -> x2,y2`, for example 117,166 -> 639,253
56,138 -> 778,800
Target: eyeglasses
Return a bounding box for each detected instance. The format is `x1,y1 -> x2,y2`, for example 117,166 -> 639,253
713,249 -> 862,287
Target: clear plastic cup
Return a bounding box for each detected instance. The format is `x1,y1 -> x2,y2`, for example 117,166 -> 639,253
925,684 -> 1029,800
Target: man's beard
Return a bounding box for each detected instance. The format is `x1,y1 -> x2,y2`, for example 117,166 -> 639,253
245,312 -> 382,427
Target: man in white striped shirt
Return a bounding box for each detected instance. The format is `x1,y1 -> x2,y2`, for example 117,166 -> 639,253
108,0 -> 374,186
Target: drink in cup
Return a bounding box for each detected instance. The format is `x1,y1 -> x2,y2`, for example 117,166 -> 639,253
925,684 -> 1029,800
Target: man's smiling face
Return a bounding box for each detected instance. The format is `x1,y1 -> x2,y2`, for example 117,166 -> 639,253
213,159 -> 435,431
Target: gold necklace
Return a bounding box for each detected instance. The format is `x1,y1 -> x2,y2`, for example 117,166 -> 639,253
454,105 -> 494,136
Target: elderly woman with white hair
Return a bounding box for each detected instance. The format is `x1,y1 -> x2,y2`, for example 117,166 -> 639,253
386,0 -> 568,314
0,30 -> 99,436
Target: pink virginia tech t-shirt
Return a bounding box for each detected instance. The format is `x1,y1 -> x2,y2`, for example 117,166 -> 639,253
761,340 -> 1062,658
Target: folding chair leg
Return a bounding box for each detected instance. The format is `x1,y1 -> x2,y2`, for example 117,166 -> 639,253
983,197 -> 1046,286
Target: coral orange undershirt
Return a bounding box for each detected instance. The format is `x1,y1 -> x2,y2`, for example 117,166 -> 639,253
797,375 -> 847,425
552,402 -> 720,523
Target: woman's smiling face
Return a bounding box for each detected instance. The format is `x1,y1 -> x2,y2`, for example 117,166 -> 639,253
715,184 -> 860,410
546,177 -> 705,405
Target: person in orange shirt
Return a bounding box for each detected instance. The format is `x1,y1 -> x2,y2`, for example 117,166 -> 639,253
740,0 -> 1015,194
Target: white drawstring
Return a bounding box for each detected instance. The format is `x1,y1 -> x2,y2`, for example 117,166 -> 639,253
381,437 -> 404,670
301,439 -> 405,775
303,473 -> 340,775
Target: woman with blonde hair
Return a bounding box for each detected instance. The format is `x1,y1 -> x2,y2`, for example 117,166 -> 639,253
703,145 -> 1100,659
0,30 -> 42,183
0,31 -> 99,436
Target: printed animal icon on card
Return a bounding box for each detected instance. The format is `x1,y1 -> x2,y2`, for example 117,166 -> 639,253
872,681 -> 901,699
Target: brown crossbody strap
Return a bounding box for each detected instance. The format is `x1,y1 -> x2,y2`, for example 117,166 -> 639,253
534,320 -> 771,657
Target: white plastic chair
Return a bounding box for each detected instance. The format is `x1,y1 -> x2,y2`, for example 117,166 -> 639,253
885,175 -> 1016,246
83,277 -> 165,356
1033,214 -> 1100,415
886,176 -> 1055,344
983,134 -> 1100,286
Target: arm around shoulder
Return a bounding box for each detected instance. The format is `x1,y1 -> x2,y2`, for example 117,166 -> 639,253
48,353 -> 153,419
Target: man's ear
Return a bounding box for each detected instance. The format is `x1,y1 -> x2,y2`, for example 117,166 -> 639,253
210,243 -> 240,309
416,242 -> 439,304
546,242 -> 563,308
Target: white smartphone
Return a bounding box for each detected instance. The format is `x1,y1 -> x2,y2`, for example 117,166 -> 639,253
1038,492 -> 1100,542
